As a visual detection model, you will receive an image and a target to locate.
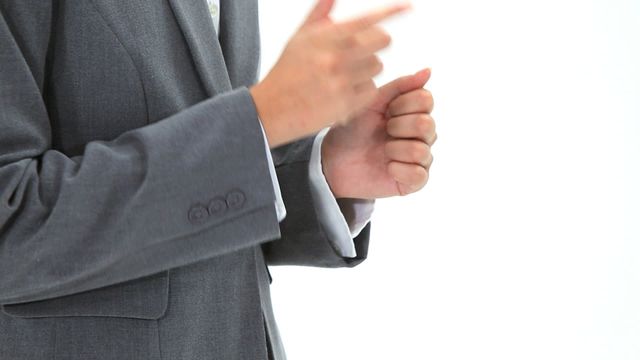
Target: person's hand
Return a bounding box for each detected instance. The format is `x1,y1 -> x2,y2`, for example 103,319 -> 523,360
320,69 -> 437,199
250,0 -> 411,148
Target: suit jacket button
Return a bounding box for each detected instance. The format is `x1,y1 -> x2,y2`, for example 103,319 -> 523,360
208,197 -> 228,216
188,205 -> 209,224
226,190 -> 246,209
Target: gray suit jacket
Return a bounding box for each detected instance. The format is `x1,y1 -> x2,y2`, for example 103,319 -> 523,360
0,1 -> 371,359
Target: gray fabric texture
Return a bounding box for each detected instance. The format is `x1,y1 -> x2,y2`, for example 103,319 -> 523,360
0,0 -> 371,359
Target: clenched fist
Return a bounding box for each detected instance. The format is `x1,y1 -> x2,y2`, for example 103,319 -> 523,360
321,69 -> 437,199
251,0 -> 411,148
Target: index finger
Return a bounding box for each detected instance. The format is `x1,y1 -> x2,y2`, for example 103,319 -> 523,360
337,2 -> 412,33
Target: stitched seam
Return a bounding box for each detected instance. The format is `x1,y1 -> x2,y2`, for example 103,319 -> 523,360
156,269 -> 168,360
52,319 -> 59,360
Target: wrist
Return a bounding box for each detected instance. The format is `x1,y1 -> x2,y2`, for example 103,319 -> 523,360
250,84 -> 285,148
251,79 -> 324,148
249,83 -> 296,148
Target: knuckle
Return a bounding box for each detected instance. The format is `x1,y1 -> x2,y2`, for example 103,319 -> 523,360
417,90 -> 432,104
372,57 -> 384,75
379,31 -> 392,47
425,90 -> 435,110
319,54 -> 341,74
416,114 -> 434,135
425,152 -> 434,168
424,89 -> 434,101
372,26 -> 391,43
413,166 -> 428,184
411,143 -> 427,162
342,35 -> 359,50
330,76 -> 349,93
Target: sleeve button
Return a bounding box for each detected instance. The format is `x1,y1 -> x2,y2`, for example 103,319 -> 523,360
208,197 -> 228,216
226,190 -> 246,209
188,205 -> 209,224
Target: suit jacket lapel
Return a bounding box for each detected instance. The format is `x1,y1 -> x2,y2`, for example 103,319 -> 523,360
218,0 -> 261,88
167,0 -> 232,97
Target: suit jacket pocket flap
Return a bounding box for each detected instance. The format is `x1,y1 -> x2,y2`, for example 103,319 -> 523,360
2,271 -> 169,320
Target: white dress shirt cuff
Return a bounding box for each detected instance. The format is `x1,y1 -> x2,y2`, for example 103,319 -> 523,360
258,120 -> 287,222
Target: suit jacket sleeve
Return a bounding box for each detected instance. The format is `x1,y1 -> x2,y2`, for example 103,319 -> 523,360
0,7 -> 281,304
261,136 -> 371,268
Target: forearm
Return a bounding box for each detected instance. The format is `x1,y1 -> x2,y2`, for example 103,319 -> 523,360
0,88 -> 281,304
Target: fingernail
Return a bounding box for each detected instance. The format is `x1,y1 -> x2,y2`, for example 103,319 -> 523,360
415,68 -> 430,76
394,2 -> 413,10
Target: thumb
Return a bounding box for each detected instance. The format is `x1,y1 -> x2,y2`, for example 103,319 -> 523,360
373,68 -> 432,111
302,0 -> 335,27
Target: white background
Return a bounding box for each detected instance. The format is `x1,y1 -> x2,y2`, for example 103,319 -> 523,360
258,1 -> 640,359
